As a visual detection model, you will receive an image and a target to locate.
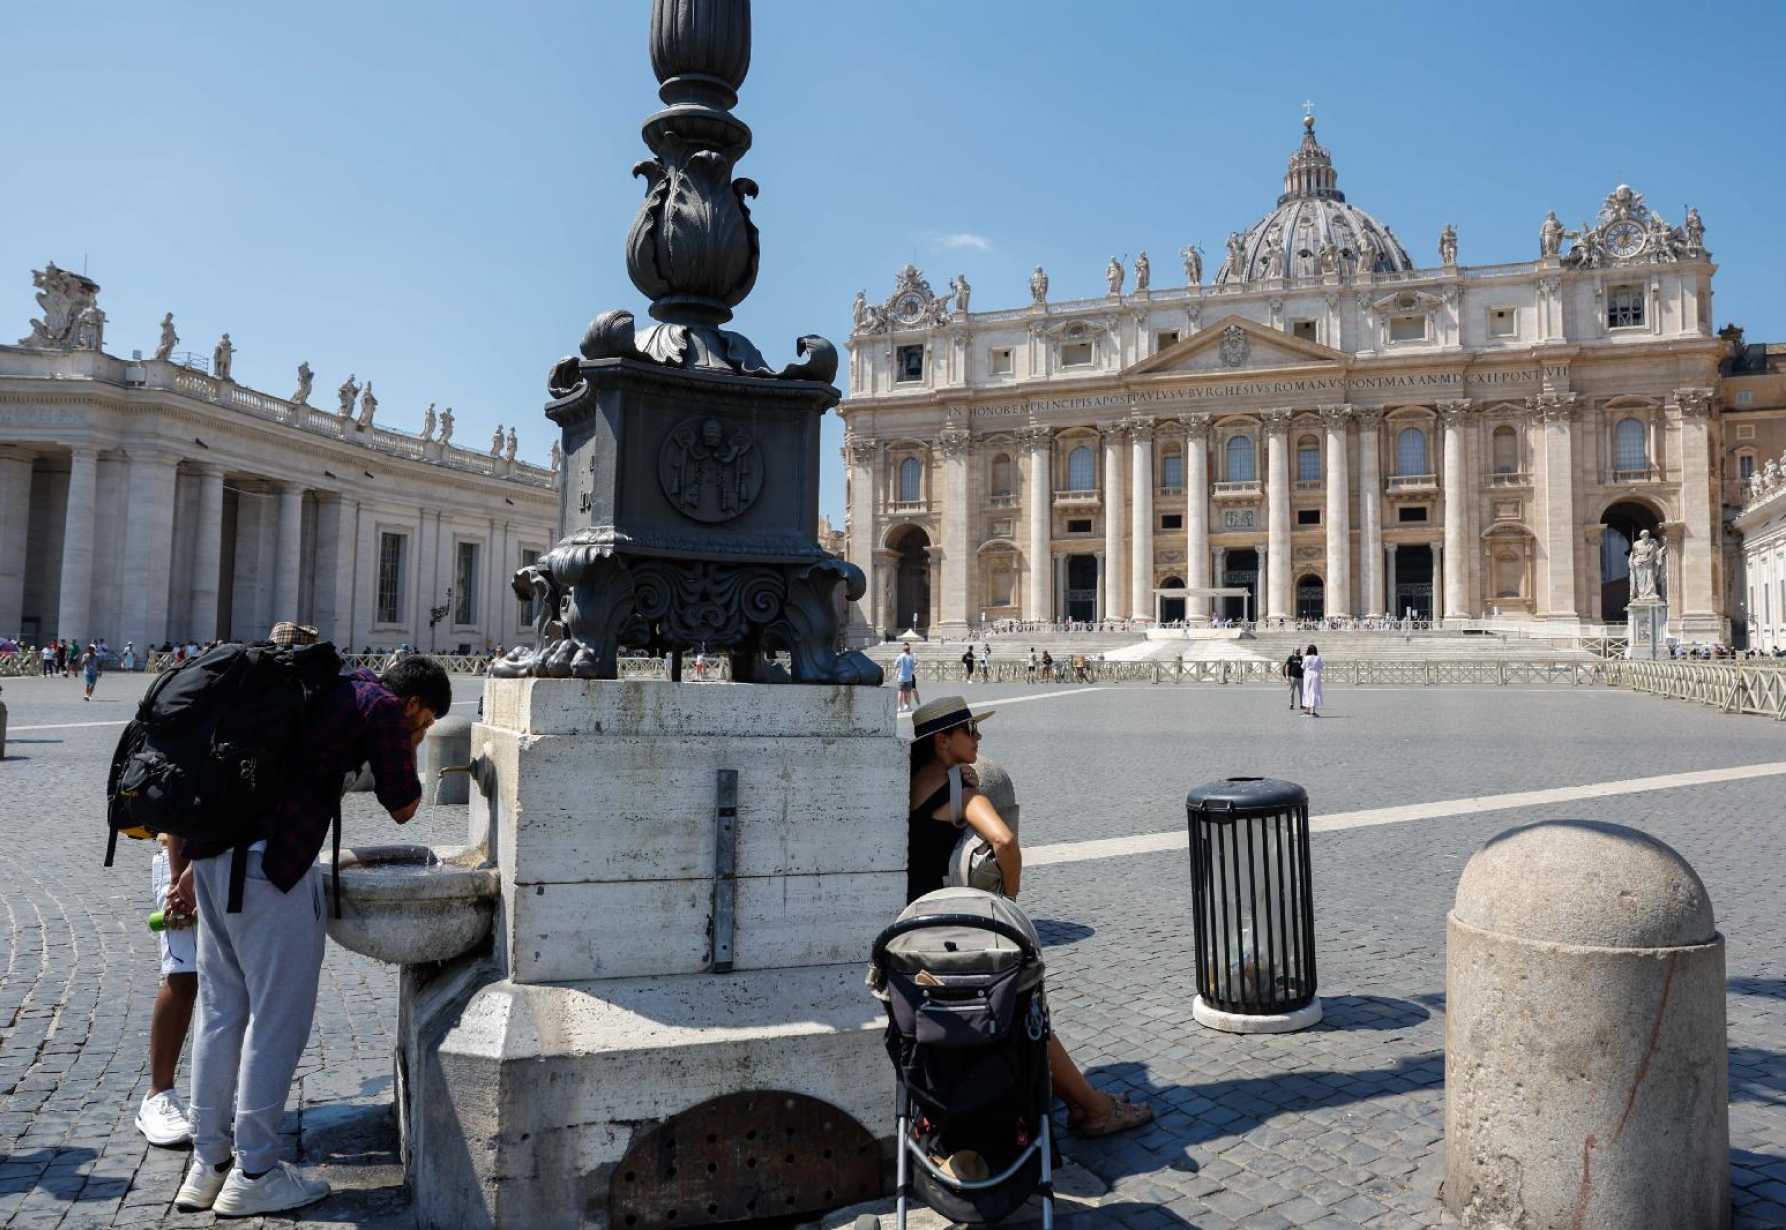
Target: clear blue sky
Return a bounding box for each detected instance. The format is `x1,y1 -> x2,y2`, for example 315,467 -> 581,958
4,2 -> 1781,526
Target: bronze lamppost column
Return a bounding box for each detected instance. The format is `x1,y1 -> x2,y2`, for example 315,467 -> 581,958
494,0 -> 880,686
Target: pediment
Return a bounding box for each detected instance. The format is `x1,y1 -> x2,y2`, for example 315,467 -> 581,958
1127,314 -> 1346,377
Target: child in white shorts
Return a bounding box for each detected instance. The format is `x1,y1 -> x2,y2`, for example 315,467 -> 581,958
138,839 -> 199,1146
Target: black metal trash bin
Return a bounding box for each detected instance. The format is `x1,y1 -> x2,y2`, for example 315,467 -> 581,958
1186,777 -> 1318,1021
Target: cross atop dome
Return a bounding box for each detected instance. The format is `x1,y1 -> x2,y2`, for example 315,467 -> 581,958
1282,107 -> 1340,204
1302,100 -> 1316,130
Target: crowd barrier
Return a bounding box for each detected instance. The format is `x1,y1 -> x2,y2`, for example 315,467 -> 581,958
1607,658 -> 1786,720
915,657 -> 1616,688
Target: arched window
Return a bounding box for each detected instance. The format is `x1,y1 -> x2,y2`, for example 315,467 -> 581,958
1492,425 -> 1518,474
1395,426 -> 1427,476
1225,435 -> 1255,482
1614,417 -> 1647,471
897,456 -> 921,503
1161,450 -> 1184,490
990,453 -> 1012,496
1065,445 -> 1095,492
1296,435 -> 1321,482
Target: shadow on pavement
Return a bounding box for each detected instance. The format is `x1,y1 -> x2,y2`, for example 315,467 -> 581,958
1316,994 -> 1433,1030
1033,918 -> 1096,947
0,1148 -> 100,1202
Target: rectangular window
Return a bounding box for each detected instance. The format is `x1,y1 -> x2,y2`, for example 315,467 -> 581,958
1060,341 -> 1094,367
376,532 -> 405,624
1737,423 -> 1756,439
454,542 -> 480,625
1066,518 -> 1092,534
1397,505 -> 1429,523
990,567 -> 1013,606
1389,314 -> 1426,342
1160,513 -> 1183,530
988,347 -> 1014,376
1297,508 -> 1321,526
1737,391 -> 1755,407
1291,320 -> 1317,342
1607,285 -> 1645,329
896,344 -> 925,382
1488,307 -> 1516,337
1161,453 -> 1184,489
1154,330 -> 1180,352
1741,454 -> 1756,479
1297,446 -> 1321,482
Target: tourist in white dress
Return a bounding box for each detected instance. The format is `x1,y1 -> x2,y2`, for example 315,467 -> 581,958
1302,644 -> 1324,716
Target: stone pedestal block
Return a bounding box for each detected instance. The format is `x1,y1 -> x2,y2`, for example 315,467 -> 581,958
404,963 -> 890,1230
471,679 -> 906,983
1443,821 -> 1728,1229
1627,598 -> 1668,659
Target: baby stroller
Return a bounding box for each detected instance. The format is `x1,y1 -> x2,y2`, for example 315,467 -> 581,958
869,887 -> 1055,1229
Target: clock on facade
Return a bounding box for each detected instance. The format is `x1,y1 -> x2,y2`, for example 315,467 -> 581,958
1602,219 -> 1646,260
894,293 -> 926,324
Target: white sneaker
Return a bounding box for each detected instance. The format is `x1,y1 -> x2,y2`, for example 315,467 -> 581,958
135,1089 -> 192,1147
174,1158 -> 231,1212
212,1161 -> 331,1217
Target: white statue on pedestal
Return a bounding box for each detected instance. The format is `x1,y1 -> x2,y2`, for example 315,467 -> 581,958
337,374 -> 359,417
212,333 -> 234,380
439,407 -> 454,446
1628,529 -> 1666,602
420,402 -> 437,442
504,427 -> 518,463
154,313 -> 178,361
491,425 -> 505,457
291,361 -> 313,405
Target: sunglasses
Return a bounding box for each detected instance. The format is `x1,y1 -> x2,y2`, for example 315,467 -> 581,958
957,721 -> 982,739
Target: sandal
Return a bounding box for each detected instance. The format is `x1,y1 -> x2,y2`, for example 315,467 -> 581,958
1071,1094 -> 1155,1138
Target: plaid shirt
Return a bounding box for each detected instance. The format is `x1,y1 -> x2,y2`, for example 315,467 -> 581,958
190,668 -> 421,892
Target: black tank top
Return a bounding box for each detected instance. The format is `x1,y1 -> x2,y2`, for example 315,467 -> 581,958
907,779 -> 965,905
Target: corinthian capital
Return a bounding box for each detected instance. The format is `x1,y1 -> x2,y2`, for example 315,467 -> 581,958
1529,393 -> 1578,422
842,433 -> 880,467
1353,405 -> 1385,428
1127,415 -> 1156,443
1673,387 -> 1716,419
937,429 -> 972,460
1099,419 -> 1129,444
1316,402 -> 1353,426
1179,414 -> 1211,444
1259,407 -> 1294,431
1018,423 -> 1053,451
1437,398 -> 1475,425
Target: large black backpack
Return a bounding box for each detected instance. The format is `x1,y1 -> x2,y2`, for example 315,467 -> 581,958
106,641 -> 345,913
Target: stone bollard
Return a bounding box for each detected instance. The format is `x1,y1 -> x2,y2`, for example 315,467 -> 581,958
419,715 -> 474,804
1443,821 -> 1729,1229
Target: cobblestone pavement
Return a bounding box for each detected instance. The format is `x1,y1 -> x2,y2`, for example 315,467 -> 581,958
3,670 -> 1785,1228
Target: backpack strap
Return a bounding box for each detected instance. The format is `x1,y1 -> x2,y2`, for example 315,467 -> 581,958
226,842 -> 248,913
947,765 -> 964,827
104,827 -> 118,869
330,796 -> 342,921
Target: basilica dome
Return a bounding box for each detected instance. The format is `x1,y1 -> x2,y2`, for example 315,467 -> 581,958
1213,116 -> 1414,286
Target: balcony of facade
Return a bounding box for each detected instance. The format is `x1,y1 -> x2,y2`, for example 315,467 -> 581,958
1293,478 -> 1323,494
1053,488 -> 1101,508
1386,473 -> 1440,494
1486,471 -> 1532,488
988,492 -> 1019,509
1606,465 -> 1663,485
1212,480 -> 1262,501
886,499 -> 929,516
1158,484 -> 1184,497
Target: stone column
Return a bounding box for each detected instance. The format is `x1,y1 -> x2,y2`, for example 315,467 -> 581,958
270,481 -> 305,625
1534,394 -> 1579,620
845,437 -> 882,636
1584,524 -> 1607,623
1129,417 -> 1156,620
120,449 -> 180,652
1185,419 -> 1211,622
188,464 -> 226,643
1357,409 -> 1384,617
1101,423 -> 1128,620
937,429 -> 971,636
1433,542 -> 1446,620
56,446 -> 99,642
1022,425 -> 1052,622
1212,545 -> 1228,619
1263,410 -> 1292,622
1673,389 -> 1720,637
1319,406 -> 1351,618
1440,399 -> 1473,623
1386,543 -> 1399,619
0,448 -> 33,637
313,492 -> 359,647
873,550 -> 898,633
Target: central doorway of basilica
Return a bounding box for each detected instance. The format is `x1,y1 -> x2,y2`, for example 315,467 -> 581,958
1393,545 -> 1434,619
1064,554 -> 1098,622
1296,574 -> 1324,620
1221,549 -> 1259,621
1158,576 -> 1185,623
1601,500 -> 1662,623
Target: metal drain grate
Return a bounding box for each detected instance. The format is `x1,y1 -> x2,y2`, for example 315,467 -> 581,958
608,1091 -> 881,1226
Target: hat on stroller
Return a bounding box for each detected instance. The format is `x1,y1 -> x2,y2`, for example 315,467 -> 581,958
870,888 -> 1056,1227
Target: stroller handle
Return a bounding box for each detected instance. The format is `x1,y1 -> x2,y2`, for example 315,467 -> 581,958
870,913 -> 1041,968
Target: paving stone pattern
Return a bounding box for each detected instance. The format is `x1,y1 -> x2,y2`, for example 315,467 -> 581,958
2,671 -> 1784,1228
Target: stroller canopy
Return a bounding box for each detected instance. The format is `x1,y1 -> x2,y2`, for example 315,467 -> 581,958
874,887 -> 1046,994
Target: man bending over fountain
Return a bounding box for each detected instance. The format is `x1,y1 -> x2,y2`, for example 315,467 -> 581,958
167,629 -> 450,1217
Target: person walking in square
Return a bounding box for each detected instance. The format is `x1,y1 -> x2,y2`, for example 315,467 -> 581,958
976,643 -> 990,683
960,646 -> 976,683
80,642 -> 100,700
1302,643 -> 1324,717
1282,647 -> 1304,711
894,643 -> 919,712
40,641 -> 54,676
169,625 -> 449,1217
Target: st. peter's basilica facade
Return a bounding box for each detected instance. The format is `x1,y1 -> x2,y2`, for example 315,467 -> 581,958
839,116 -> 1729,641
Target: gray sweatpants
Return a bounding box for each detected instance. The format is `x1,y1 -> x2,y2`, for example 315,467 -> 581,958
189,849 -> 325,1173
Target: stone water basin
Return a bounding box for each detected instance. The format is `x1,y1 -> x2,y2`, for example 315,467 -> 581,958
320,844 -> 500,966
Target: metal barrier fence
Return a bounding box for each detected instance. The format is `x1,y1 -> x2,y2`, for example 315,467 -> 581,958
1607,659 -> 1786,720
916,658 -> 1615,688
